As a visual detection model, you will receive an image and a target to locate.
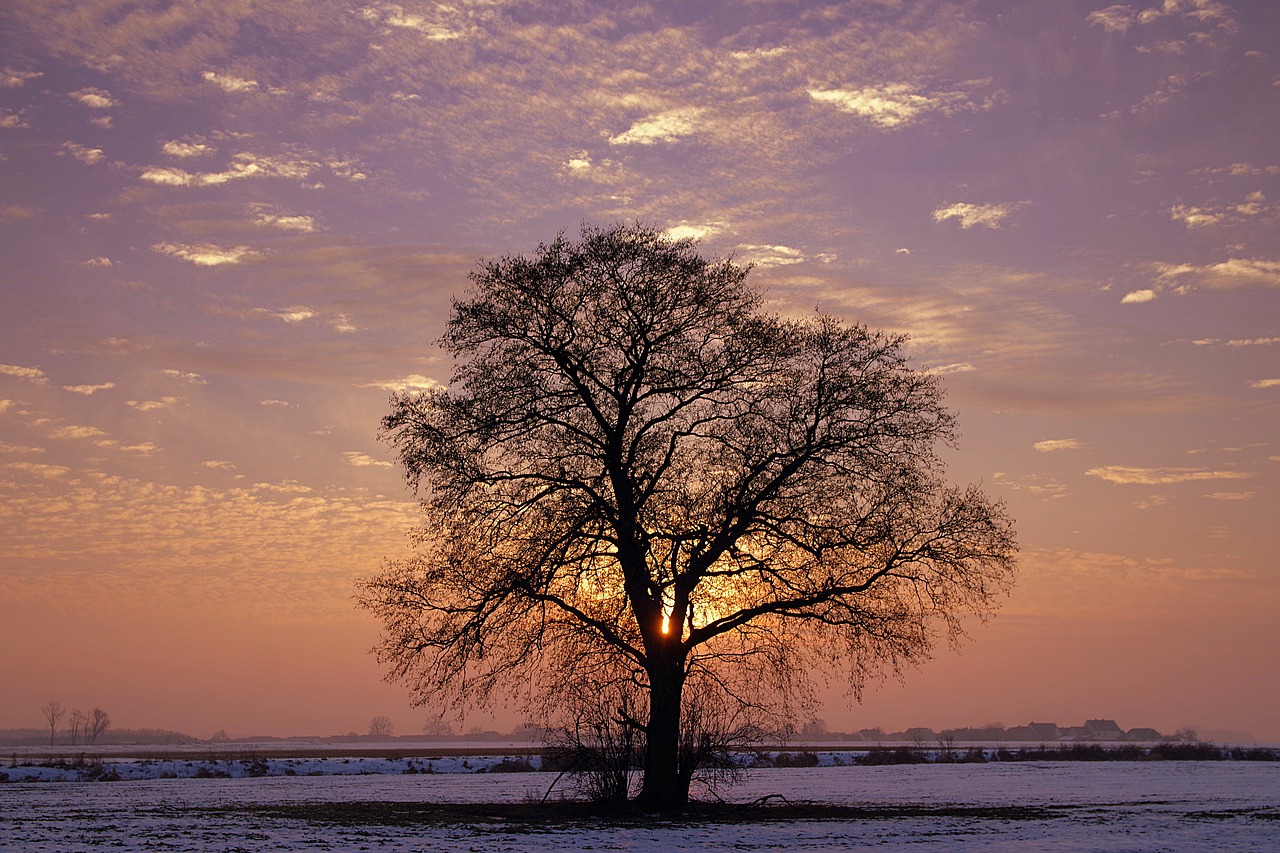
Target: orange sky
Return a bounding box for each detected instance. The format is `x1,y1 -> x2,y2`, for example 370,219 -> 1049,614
2,0 -> 1277,742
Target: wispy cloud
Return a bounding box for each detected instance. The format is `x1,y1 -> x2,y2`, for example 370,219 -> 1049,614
256,306 -> 317,323
609,108 -> 703,146
1,67 -> 42,88
343,451 -> 392,468
0,364 -> 48,385
63,382 -> 115,395
1248,379 -> 1280,389
49,424 -> 108,440
932,201 -> 1029,230
362,375 -> 444,393
1034,439 -> 1084,452
59,142 -> 104,165
127,396 -> 180,412
69,87 -> 117,109
808,82 -> 991,129
1086,466 -> 1253,485
153,242 -> 261,266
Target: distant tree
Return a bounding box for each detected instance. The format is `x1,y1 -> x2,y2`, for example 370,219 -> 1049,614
68,708 -> 86,745
87,708 -> 110,744
422,716 -> 455,737
211,729 -> 231,742
358,223 -> 1017,808
368,715 -> 395,737
41,700 -> 65,746
800,719 -> 829,738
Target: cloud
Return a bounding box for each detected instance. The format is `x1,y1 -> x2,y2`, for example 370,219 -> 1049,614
343,451 -> 392,468
1121,289 -> 1158,304
49,424 -> 108,440
0,441 -> 42,455
140,152 -> 335,188
1247,379 -> 1280,389
741,244 -> 808,267
117,442 -> 162,455
1225,337 -> 1280,347
357,3 -> 470,40
127,396 -> 180,411
161,370 -> 208,384
1,68 -> 42,88
60,142 -> 104,165
1204,491 -> 1254,501
1087,5 -> 1139,33
1153,258 -> 1280,292
0,364 -> 48,385
809,81 -> 995,129
932,201 -> 1029,229
162,140 -> 214,158
3,461 -> 71,478
260,399 -> 292,407
1170,192 -> 1275,229
63,382 -> 116,395
362,374 -> 444,393
1088,1 -> 1237,36
1086,466 -> 1253,485
256,306 -> 317,323
202,460 -> 236,470
69,87 -> 117,109
79,257 -> 114,267
609,108 -> 703,145
924,363 -> 975,376
201,71 -> 260,94
1034,439 -> 1084,452
153,242 -> 261,266
254,212 -> 318,233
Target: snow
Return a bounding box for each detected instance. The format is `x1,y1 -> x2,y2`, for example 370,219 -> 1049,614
2,760 -> 1277,851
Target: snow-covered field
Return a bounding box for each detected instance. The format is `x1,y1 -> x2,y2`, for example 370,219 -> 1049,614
3,759 -> 1277,851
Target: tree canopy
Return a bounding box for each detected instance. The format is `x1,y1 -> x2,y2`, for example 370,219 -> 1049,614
357,223 -> 1017,807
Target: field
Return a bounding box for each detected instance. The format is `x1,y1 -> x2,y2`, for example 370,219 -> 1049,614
3,750 -> 1278,851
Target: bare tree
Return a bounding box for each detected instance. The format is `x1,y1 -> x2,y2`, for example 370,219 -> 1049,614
357,223 -> 1017,808
68,709 -> 86,745
41,700 -> 65,746
87,708 -> 110,744
368,715 -> 395,737
422,716 -> 455,737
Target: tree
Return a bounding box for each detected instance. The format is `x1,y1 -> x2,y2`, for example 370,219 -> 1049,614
68,708 -> 86,745
41,700 -> 65,746
87,707 -> 110,744
368,715 -> 395,737
357,223 -> 1016,809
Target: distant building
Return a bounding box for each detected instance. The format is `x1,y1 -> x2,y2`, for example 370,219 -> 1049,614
1126,727 -> 1163,741
1083,719 -> 1125,740
1027,722 -> 1061,741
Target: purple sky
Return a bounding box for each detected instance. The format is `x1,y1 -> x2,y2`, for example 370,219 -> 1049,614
2,0 -> 1277,741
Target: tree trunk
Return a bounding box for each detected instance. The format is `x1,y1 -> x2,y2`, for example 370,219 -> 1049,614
636,658 -> 688,809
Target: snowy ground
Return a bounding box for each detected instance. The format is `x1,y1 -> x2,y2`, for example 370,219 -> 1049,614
3,760 -> 1277,851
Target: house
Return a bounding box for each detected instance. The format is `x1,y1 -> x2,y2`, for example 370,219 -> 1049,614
1027,722 -> 1061,741
1083,719 -> 1125,740
1126,727 -> 1163,741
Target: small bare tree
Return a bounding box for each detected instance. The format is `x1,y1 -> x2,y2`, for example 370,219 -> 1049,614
422,716 -> 455,736
87,708 -> 110,744
68,709 -> 86,745
368,715 -> 395,737
41,700 -> 65,746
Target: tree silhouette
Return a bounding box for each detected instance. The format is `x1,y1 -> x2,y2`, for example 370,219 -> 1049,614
41,700 -> 65,746
357,223 -> 1016,808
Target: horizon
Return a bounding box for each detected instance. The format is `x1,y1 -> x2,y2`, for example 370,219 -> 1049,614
2,0 -> 1278,742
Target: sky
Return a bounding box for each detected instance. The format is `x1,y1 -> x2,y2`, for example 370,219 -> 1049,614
1,0 -> 1277,742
